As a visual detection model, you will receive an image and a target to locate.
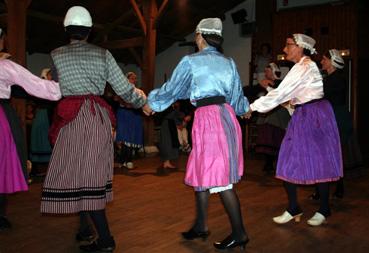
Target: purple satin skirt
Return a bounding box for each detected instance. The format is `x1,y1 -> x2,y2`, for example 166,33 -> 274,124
276,100 -> 343,184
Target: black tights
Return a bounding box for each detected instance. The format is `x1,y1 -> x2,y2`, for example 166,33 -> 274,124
119,144 -> 133,163
193,189 -> 247,241
284,181 -> 331,216
0,194 -> 6,217
314,177 -> 344,197
79,209 -> 113,244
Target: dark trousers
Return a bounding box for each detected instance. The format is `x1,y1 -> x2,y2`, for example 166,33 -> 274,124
79,209 -> 114,245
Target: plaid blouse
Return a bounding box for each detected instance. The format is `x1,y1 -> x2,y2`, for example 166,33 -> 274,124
51,41 -> 145,108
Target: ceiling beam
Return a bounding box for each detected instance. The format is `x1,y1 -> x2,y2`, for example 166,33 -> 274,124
92,10 -> 134,43
129,0 -> 147,35
0,3 -> 184,43
154,0 -> 169,28
99,36 -> 144,49
27,7 -> 182,41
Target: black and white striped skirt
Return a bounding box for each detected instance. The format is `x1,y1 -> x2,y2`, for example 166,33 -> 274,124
41,101 -> 114,214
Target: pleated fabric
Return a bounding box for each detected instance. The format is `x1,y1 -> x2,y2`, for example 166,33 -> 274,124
0,105 -> 28,193
41,100 -> 113,214
185,104 -> 243,189
276,99 -> 343,184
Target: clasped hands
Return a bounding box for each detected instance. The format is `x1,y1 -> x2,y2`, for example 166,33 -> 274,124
241,108 -> 253,119
142,103 -> 153,116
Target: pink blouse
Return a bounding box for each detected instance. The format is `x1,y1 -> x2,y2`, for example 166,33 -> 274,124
0,59 -> 61,101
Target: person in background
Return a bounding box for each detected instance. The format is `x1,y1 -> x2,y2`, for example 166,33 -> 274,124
310,49 -> 362,200
255,63 -> 291,173
29,68 -> 55,177
0,27 -> 61,230
115,72 -> 145,170
245,34 -> 343,226
40,7 -> 150,252
148,18 -> 250,250
157,101 -> 184,173
254,43 -> 272,83
177,114 -> 192,153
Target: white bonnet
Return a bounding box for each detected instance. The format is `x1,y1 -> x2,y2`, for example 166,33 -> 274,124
195,18 -> 222,36
293,33 -> 317,54
329,49 -> 344,69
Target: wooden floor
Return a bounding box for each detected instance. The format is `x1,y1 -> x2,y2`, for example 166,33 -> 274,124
0,154 -> 368,253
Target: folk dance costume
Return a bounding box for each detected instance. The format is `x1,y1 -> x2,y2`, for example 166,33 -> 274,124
40,6 -> 146,252
148,46 -> 248,191
250,34 -> 343,226
0,59 -> 61,194
0,58 -> 61,229
41,16 -> 145,217
115,73 -> 144,169
309,49 -> 362,200
149,18 -> 250,250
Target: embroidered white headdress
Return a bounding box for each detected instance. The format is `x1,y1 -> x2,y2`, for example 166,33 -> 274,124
329,49 -> 344,69
195,18 -> 222,36
293,33 -> 317,54
269,63 -> 281,80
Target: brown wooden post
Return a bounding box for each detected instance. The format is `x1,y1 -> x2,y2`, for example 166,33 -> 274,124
142,0 -> 158,146
5,0 -> 31,128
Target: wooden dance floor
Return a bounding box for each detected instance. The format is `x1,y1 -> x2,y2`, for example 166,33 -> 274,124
0,154 -> 368,253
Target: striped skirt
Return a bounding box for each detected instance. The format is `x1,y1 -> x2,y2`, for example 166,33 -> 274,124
276,99 -> 343,184
185,104 -> 244,190
41,101 -> 114,214
0,105 -> 28,193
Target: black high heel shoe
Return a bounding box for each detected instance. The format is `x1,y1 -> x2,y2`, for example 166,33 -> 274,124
181,228 -> 210,241
213,235 -> 249,251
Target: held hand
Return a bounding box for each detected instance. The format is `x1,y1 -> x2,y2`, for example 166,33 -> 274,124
142,103 -> 153,116
259,79 -> 273,89
241,109 -> 253,119
0,52 -> 11,60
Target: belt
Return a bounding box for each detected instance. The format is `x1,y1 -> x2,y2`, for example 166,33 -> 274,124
196,96 -> 226,107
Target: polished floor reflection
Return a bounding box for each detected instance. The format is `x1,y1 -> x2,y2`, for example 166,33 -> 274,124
0,154 -> 368,253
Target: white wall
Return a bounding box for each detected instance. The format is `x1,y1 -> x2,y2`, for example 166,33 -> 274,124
26,0 -> 255,88
153,0 -> 255,87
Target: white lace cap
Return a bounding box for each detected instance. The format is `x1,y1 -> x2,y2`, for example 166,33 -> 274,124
329,49 -> 344,69
195,18 -> 222,36
293,34 -> 317,54
269,63 -> 281,80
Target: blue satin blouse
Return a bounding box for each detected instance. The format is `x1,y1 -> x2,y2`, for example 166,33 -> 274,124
148,46 -> 249,116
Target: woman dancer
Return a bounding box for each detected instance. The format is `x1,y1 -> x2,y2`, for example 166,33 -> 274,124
148,18 -> 250,250
246,34 -> 343,226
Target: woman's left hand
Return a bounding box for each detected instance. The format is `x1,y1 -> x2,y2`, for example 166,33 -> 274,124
0,52 -> 11,59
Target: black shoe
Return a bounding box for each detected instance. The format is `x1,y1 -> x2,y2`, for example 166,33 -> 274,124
75,232 -> 95,242
213,235 -> 249,251
182,228 -> 210,241
0,216 -> 11,231
79,238 -> 115,252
